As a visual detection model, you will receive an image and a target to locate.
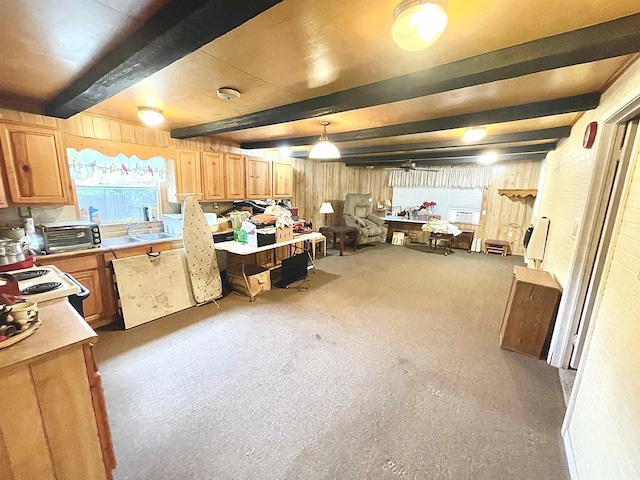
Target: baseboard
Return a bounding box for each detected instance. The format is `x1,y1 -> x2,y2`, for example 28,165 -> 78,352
563,431 -> 579,480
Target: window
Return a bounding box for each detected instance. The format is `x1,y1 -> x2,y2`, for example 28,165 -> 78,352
67,148 -> 167,224
393,186 -> 483,224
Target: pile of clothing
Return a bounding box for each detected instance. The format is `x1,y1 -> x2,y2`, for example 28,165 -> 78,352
421,219 -> 462,236
248,206 -> 294,230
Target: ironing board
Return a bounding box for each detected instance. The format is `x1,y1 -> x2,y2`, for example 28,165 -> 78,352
182,197 -> 222,303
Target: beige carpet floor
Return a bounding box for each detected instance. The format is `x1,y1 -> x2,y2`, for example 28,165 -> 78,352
95,243 -> 569,480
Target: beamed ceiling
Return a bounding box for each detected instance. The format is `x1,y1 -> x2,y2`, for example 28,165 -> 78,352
2,0 -> 640,167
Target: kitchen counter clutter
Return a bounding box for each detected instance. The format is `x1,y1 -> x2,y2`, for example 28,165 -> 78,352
0,298 -> 115,480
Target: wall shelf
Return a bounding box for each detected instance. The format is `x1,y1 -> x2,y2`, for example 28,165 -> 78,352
498,189 -> 538,198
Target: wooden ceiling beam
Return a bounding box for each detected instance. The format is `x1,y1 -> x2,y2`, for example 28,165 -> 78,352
290,127 -> 571,158
344,152 -> 548,167
45,0 -> 283,119
173,13 -> 640,139
242,94 -> 599,149
343,143 -> 557,164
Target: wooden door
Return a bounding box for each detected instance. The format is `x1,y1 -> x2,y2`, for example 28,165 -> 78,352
71,269 -> 103,324
246,157 -> 271,199
272,159 -> 293,198
201,151 -> 226,200
225,153 -> 246,199
174,148 -> 202,200
0,122 -> 72,204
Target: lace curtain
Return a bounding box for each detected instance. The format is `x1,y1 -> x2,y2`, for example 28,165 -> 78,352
388,165 -> 492,189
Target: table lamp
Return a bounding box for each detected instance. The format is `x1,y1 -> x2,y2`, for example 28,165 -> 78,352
319,202 -> 334,227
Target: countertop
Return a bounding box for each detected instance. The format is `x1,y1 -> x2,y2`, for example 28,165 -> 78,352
35,235 -> 184,260
0,299 -> 97,371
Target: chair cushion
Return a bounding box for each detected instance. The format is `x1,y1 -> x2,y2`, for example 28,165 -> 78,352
366,213 -> 385,226
354,217 -> 366,227
366,226 -> 383,236
363,218 -> 377,227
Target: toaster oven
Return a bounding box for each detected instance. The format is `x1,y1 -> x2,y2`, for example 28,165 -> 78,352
35,221 -> 101,254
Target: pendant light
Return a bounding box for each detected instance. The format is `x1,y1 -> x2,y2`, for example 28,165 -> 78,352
308,121 -> 341,159
137,106 -> 164,126
391,0 -> 448,52
463,127 -> 487,142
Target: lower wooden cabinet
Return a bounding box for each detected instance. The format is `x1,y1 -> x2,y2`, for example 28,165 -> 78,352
0,339 -> 115,480
38,241 -> 185,328
500,265 -> 562,358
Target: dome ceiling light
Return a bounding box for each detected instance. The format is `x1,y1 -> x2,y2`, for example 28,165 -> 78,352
391,0 -> 449,52
308,121 -> 341,160
137,106 -> 164,126
217,87 -> 241,101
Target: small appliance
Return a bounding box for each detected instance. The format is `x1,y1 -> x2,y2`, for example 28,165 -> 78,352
0,265 -> 81,303
35,221 -> 101,254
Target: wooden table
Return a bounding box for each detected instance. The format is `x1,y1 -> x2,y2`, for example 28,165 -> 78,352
428,232 -> 454,255
451,229 -> 475,252
319,226 -> 358,256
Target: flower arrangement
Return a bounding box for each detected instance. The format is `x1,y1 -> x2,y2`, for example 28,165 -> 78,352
417,201 -> 437,216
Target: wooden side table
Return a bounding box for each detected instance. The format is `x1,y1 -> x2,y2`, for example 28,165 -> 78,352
451,230 -> 475,252
428,232 -> 454,255
319,226 -> 358,256
307,233 -> 327,259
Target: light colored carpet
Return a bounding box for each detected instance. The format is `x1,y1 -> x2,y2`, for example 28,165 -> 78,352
95,244 -> 569,480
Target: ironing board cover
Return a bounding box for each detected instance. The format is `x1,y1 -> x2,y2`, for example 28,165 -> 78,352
182,197 -> 222,303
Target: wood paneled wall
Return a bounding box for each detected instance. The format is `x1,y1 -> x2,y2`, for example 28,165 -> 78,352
292,160 -> 392,229
293,158 -> 541,255
479,160 -> 541,255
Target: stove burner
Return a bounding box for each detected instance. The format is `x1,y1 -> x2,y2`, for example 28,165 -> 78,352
20,282 -> 62,295
13,269 -> 50,282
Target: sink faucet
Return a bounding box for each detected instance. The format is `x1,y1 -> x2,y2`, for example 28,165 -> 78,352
126,221 -> 147,237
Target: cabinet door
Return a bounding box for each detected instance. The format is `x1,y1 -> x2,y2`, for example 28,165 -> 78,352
71,269 -> 103,324
174,148 -> 202,200
0,123 -> 72,204
201,151 -> 226,200
272,159 -> 293,198
225,153 -> 246,199
246,157 -> 272,199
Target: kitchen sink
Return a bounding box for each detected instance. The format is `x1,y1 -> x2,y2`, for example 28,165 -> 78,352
102,237 -> 143,246
134,233 -> 178,241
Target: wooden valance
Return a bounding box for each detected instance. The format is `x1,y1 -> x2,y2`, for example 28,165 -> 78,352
498,189 -> 538,198
65,134 -> 175,160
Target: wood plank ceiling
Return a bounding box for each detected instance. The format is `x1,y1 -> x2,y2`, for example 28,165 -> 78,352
1,0 -> 640,167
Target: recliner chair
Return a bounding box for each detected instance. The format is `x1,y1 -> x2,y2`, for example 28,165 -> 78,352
343,194 -> 388,246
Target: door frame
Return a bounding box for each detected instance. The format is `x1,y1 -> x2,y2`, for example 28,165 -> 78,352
547,93 -> 640,369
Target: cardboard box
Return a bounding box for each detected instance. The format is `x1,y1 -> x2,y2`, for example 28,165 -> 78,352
275,226 -> 293,243
227,265 -> 271,298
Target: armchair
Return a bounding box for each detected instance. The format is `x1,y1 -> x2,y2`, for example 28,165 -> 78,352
343,194 -> 388,246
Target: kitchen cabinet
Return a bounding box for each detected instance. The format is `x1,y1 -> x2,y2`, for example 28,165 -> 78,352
0,300 -> 115,480
225,153 -> 246,199
500,266 -> 562,358
272,159 -> 293,198
173,147 -> 202,200
36,253 -> 106,326
0,122 -> 73,205
246,156 -> 271,199
201,151 -> 226,201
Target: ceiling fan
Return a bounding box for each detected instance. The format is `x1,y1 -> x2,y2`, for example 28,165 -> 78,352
389,161 -> 439,172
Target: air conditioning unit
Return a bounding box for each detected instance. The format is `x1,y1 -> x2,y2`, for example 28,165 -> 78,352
455,211 -> 475,223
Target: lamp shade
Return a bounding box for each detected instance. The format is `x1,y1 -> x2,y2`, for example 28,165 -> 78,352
319,202 -> 334,214
137,106 -> 164,126
308,121 -> 341,159
392,0 -> 448,52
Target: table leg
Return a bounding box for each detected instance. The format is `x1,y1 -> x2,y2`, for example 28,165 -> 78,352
323,238 -> 326,257
338,232 -> 345,256
240,258 -> 254,302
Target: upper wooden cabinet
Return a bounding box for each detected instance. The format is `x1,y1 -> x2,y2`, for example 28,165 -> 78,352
225,153 -> 246,200
201,151 -> 226,201
0,122 -> 73,205
246,156 -> 272,199
272,159 -> 293,198
174,147 -> 202,200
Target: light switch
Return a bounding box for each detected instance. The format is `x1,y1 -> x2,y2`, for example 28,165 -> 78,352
482,210 -> 486,216
508,231 -> 513,237
571,219 -> 579,240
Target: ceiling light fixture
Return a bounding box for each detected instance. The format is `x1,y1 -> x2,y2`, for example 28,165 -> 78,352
217,87 -> 241,101
137,106 -> 164,126
478,152 -> 498,164
391,0 -> 448,52
308,121 -> 341,160
463,127 -> 487,143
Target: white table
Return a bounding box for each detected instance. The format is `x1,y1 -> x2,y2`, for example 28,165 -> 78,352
214,232 -> 320,300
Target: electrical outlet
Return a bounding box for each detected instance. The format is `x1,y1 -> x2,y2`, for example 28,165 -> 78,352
508,231 -> 513,237
571,219 -> 579,240
482,210 -> 486,216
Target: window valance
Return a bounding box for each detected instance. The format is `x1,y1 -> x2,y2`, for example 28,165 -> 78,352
388,165 -> 492,189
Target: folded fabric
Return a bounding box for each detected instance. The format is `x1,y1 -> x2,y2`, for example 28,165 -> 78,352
264,205 -> 294,229
421,219 -> 462,236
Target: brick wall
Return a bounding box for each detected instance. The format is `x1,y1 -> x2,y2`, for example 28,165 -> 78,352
536,57 -> 640,478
